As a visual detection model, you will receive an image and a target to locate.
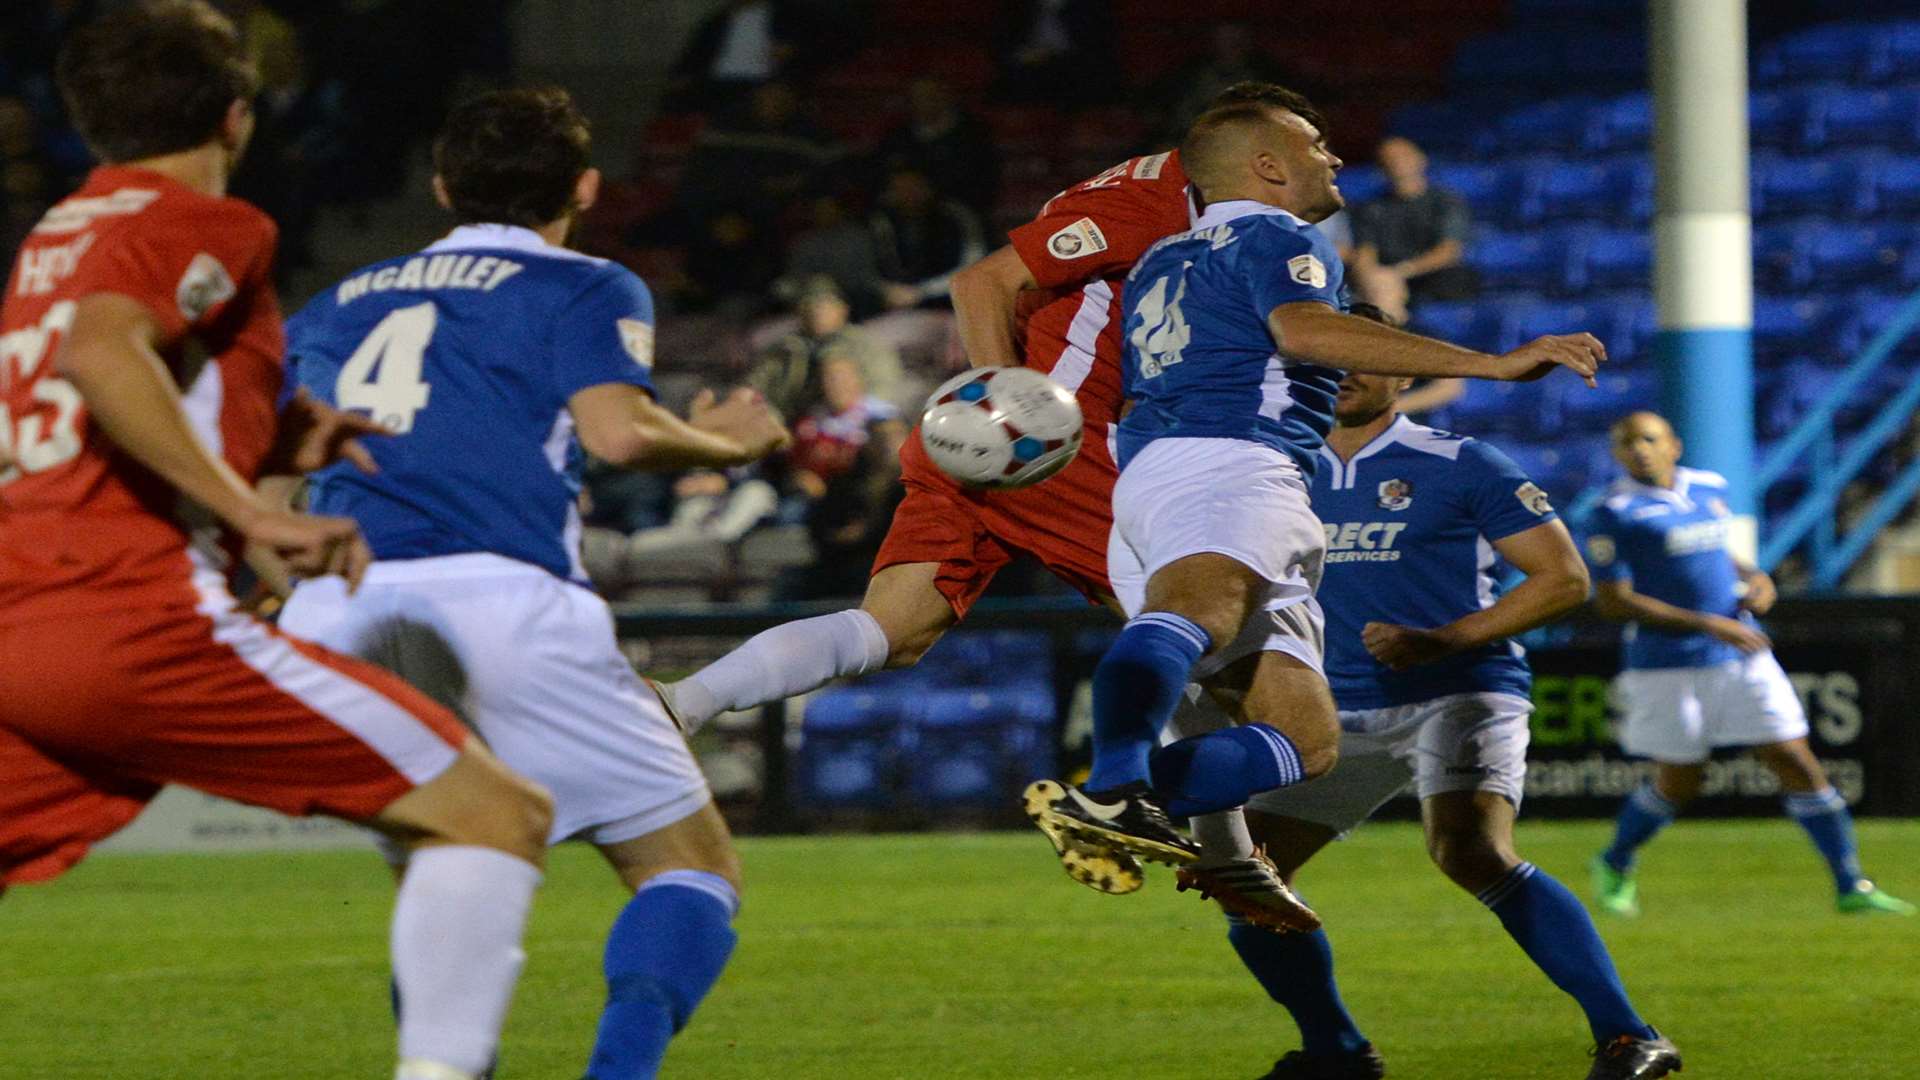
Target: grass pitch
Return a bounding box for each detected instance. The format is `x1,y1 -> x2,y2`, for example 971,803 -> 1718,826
3,820 -> 1915,1079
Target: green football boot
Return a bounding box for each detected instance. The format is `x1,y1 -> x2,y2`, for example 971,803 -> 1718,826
1590,854 -> 1641,918
1838,880 -> 1917,916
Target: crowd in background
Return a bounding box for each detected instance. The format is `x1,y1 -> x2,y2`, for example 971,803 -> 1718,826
4,0 -> 1483,605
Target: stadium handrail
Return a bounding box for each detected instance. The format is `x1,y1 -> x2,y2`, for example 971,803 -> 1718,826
1758,286 -> 1920,587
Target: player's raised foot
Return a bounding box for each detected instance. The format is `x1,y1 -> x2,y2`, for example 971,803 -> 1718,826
1022,779 -> 1200,867
1024,796 -> 1145,894
1837,880 -> 1917,916
1257,1045 -> 1386,1080
1585,1032 -> 1682,1079
1590,854 -> 1640,918
1176,848 -> 1321,933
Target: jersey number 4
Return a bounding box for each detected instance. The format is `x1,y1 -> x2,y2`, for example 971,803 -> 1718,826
1129,263 -> 1191,379
336,301 -> 435,434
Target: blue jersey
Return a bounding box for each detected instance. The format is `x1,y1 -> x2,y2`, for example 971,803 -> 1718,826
287,224 -> 657,583
1116,200 -> 1345,478
1313,417 -> 1559,710
1581,467 -> 1753,670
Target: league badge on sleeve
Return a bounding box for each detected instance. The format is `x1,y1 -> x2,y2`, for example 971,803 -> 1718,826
1516,481 -> 1554,515
1288,253 -> 1327,288
1377,478 -> 1413,511
617,318 -> 654,371
176,253 -> 236,323
1047,217 -> 1109,260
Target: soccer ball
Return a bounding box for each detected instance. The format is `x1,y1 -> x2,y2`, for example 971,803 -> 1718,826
919,367 -> 1083,489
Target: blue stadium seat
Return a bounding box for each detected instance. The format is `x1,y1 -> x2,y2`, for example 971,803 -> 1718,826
1562,32 -> 1647,86
1409,300 -> 1502,352
796,690 -> 906,808
1841,293 -> 1920,358
1426,161 -> 1527,226
1387,100 -> 1499,157
1504,299 -> 1609,349
1466,229 -> 1575,293
904,684 -> 1054,807
1584,93 -> 1653,153
1561,368 -> 1659,427
1496,98 -> 1598,154
1752,155 -> 1868,218
1754,22 -> 1881,85
1866,155 -> 1920,216
913,630 -> 1052,686
1804,87 -> 1920,149
1579,226 -> 1653,289
1752,295 -> 1838,360
1451,31 -> 1565,88
1801,224 -> 1908,287
1522,159 -> 1649,223
1334,164 -> 1388,206
1753,221 -> 1811,290
1874,22 -> 1920,82
1446,377 -> 1564,437
1748,89 -> 1811,151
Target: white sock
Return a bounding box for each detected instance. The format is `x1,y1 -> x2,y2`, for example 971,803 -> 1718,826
391,846 -> 541,1077
1194,808 -> 1257,864
674,609 -> 890,728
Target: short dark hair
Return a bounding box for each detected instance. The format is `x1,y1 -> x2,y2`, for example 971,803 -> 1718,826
56,0 -> 258,164
433,87 -> 593,228
1203,81 -> 1327,142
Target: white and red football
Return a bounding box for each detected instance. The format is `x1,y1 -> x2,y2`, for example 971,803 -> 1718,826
918,367 -> 1083,489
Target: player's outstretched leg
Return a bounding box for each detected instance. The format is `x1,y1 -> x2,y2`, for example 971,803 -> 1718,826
585,804 -> 743,1080
1426,793 -> 1679,1078
374,744 -> 555,1080
1593,769 -> 1692,918
1753,740 -> 1915,916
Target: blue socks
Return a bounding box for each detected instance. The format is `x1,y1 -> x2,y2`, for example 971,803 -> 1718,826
1479,862 -> 1655,1044
1601,784 -> 1677,873
1227,916 -> 1371,1057
586,870 -> 740,1080
1150,723 -> 1307,818
1784,787 -> 1865,894
1086,613 -> 1211,792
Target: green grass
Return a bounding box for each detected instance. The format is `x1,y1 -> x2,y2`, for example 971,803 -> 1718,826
3,820 -> 1916,1079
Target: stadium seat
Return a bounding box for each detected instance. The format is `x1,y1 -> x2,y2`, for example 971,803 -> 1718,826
1873,22 -> 1920,82
1522,158 -> 1649,223
1446,379 -> 1564,437
1496,97 -> 1598,153
1748,89 -> 1810,151
1409,300 -> 1502,352
1426,160 -> 1526,226
1335,164 -> 1388,206
1561,368 -> 1659,427
1866,155 -> 1920,217
913,630 -> 1052,687
1752,295 -> 1838,360
1753,221 -> 1811,290
797,691 -> 906,808
1579,226 -> 1653,289
1752,155 -> 1868,218
1754,22 -> 1881,85
1840,293 -> 1920,357
1801,224 -> 1909,288
1804,87 -> 1920,149
1584,93 -> 1653,153
904,685 -> 1054,807
1387,97 -> 1511,156
1467,229 -> 1576,293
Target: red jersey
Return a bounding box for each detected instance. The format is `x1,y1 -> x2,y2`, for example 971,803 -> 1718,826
1005,150 -> 1194,431
0,166 -> 284,624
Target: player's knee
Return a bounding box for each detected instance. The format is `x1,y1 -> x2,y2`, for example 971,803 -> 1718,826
1426,830 -> 1514,893
883,628 -> 938,669
1296,738 -> 1338,782
1755,742 -> 1825,790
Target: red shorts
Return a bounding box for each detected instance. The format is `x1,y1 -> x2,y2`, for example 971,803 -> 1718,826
874,424 -> 1118,619
0,582 -> 468,886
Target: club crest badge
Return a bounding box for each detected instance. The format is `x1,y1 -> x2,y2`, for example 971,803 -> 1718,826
1377,478 -> 1413,511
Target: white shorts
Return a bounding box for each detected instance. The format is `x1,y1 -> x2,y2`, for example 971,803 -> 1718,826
1228,692 -> 1534,833
1108,437 -> 1327,678
280,553 -> 711,846
1613,652 -> 1808,764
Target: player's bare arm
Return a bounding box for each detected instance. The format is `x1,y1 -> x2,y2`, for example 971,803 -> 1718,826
570,382 -> 790,471
1268,301 -> 1605,386
262,387 -> 392,477
1734,559 -> 1779,614
1363,519 -> 1589,670
1591,577 -> 1771,653
56,292 -> 369,584
949,244 -> 1037,368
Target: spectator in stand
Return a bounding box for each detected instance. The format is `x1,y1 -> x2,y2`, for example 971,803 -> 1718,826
777,195 -> 886,317
877,78 -> 999,216
1350,136 -> 1479,414
991,0 -> 1119,108
1144,22 -> 1311,146
662,0 -> 843,113
869,165 -> 986,311
676,80 -> 842,226
681,209 -> 783,315
750,276 -> 903,418
774,357 -> 907,600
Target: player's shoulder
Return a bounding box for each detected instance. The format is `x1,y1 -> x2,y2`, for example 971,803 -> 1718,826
1045,150 -> 1190,215
1677,466 -> 1730,491
1386,418 -> 1472,463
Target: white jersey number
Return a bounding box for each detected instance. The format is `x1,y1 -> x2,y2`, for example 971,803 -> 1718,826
0,300 -> 83,485
1130,264 -> 1191,379
336,301 -> 435,434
